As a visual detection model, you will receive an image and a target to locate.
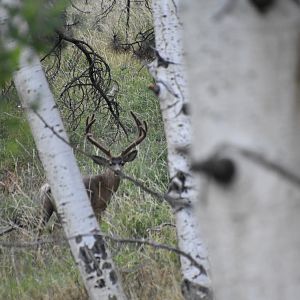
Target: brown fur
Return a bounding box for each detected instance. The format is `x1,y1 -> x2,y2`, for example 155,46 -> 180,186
83,169 -> 121,214
39,168 -> 121,226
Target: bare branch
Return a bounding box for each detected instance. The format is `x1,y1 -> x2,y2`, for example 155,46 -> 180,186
103,235 -> 207,275
70,0 -> 91,14
56,31 -> 126,133
0,233 -> 207,275
146,222 -> 176,232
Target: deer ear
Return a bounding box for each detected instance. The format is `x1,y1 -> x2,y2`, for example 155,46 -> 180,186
92,155 -> 109,166
123,150 -> 138,162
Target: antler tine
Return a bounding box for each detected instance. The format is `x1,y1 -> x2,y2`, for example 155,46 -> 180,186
85,115 -> 111,158
130,111 -> 148,135
121,112 -> 148,156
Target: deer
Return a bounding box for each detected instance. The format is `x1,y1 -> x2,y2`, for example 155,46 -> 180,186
38,111 -> 148,227
0,112 -> 147,237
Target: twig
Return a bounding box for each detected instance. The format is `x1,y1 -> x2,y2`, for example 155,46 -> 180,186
40,35 -> 63,62
103,235 -> 207,275
70,0 -> 91,14
146,222 -> 176,232
0,233 -> 207,275
0,226 -> 16,236
117,170 -> 168,202
0,237 -> 65,248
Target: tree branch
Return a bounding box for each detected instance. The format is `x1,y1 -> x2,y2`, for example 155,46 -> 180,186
0,233 -> 206,275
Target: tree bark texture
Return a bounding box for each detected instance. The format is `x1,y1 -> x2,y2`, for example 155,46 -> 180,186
150,1 -> 212,299
182,1 -> 300,299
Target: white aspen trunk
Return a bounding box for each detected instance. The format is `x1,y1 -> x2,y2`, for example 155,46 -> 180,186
182,1 -> 300,299
150,1 -> 212,299
0,2 -> 126,299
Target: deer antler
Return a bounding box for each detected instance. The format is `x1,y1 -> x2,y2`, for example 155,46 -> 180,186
85,114 -> 111,157
121,111 -> 148,156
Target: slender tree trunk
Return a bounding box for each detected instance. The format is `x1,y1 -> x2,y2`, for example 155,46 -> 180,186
0,1 -> 126,299
182,1 -> 300,299
150,1 -> 212,299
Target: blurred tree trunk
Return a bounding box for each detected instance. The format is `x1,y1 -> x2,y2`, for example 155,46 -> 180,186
182,1 -> 300,299
150,1 -> 212,299
0,1 -> 126,299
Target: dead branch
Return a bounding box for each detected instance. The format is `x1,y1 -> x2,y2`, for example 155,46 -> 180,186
0,233 -> 207,275
54,31 -> 126,134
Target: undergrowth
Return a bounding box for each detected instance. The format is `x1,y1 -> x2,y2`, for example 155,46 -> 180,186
0,1 -> 183,299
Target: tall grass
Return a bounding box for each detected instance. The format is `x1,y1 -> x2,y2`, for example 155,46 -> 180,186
0,1 -> 183,299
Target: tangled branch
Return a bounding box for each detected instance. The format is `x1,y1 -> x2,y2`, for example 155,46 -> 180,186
48,31 -> 126,134
93,0 -> 117,24
111,28 -> 155,60
41,35 -> 64,82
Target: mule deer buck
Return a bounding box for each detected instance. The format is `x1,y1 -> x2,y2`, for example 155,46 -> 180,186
0,112 -> 147,236
38,111 -> 147,227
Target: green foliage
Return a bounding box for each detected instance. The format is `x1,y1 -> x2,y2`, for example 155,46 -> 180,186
0,101 -> 34,171
0,46 -> 20,86
0,0 -> 68,87
19,0 -> 67,51
0,244 -> 86,300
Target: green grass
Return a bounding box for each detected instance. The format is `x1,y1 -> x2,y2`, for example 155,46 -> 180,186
0,101 -> 34,172
0,243 -> 86,300
0,2 -> 183,299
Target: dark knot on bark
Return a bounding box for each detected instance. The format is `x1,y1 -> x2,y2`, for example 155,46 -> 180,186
191,157 -> 236,185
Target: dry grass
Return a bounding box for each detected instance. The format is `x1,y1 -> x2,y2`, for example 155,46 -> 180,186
0,155 -> 182,299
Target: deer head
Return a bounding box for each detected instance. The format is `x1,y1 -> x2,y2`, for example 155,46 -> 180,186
85,111 -> 148,172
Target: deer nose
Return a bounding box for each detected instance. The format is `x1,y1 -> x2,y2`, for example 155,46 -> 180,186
111,164 -> 122,172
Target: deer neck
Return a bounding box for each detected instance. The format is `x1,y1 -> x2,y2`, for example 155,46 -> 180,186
103,168 -> 121,192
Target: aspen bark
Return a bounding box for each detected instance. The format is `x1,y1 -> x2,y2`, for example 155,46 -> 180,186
150,1 -> 212,299
182,1 -> 300,299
